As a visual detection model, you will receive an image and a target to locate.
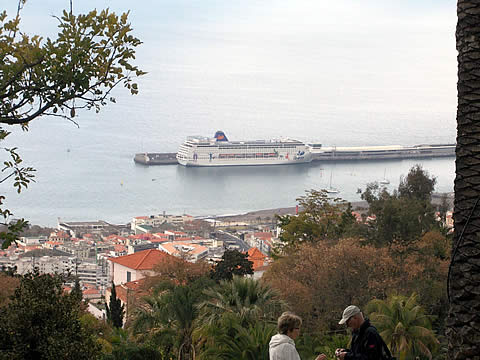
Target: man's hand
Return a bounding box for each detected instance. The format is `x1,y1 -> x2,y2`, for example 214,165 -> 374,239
315,354 -> 327,360
335,348 -> 347,360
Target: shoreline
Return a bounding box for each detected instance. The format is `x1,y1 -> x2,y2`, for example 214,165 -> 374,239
28,193 -> 454,228
213,192 -> 453,223
213,201 -> 369,223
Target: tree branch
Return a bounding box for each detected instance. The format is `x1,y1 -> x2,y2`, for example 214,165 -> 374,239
0,171 -> 15,184
0,56 -> 45,95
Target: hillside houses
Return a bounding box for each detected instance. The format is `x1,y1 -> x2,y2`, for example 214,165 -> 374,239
1,213 -> 281,309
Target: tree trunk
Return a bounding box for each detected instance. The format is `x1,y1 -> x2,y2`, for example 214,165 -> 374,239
447,1 -> 480,359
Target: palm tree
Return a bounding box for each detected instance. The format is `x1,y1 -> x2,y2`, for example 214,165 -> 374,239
132,285 -> 198,360
448,1 -> 480,358
198,276 -> 284,328
195,276 -> 284,357
198,321 -> 276,360
366,293 -> 439,360
106,327 -> 164,360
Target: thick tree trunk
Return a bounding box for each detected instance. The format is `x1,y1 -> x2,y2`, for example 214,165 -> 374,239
447,1 -> 480,359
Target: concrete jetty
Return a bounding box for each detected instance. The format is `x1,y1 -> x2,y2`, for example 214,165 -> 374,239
134,143 -> 455,166
134,153 -> 178,165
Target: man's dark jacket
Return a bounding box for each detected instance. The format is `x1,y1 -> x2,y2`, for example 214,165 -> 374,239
344,319 -> 391,360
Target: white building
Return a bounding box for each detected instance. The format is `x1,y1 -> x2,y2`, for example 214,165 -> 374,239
159,242 -> 208,263
107,249 -> 173,285
1,255 -> 106,289
131,214 -> 193,234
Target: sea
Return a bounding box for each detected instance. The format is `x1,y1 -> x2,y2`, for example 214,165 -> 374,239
2,0 -> 458,226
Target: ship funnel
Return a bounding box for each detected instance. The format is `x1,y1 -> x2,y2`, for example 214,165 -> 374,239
214,131 -> 228,142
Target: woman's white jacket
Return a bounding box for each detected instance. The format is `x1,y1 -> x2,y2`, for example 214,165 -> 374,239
269,334 -> 301,360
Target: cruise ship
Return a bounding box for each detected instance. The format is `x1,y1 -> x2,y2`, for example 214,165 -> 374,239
176,131 -> 313,167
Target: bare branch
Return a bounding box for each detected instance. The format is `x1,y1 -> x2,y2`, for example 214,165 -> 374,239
0,171 -> 16,184
43,112 -> 79,127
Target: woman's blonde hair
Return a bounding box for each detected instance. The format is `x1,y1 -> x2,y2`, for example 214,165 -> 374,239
277,311 -> 302,335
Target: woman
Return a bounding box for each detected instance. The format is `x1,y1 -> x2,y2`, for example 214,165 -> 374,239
269,312 -> 326,360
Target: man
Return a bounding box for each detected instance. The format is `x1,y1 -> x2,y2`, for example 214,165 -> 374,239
335,305 -> 393,360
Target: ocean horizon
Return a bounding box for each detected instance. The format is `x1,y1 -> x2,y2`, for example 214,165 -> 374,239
2,0 -> 458,227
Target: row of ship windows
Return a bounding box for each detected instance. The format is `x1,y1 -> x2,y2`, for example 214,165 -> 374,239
183,149 -> 294,153
189,145 -> 300,149
182,153 -> 282,160
218,153 -> 279,159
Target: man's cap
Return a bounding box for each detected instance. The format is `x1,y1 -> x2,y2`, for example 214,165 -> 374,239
339,305 -> 361,325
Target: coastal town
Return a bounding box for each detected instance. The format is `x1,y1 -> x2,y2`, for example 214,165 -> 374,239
0,211 -> 287,318
0,199 -> 454,323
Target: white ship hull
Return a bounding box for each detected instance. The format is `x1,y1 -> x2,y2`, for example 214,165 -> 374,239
177,154 -> 312,167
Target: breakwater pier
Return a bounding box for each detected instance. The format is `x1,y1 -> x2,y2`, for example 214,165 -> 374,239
134,143 -> 455,166
134,152 -> 178,165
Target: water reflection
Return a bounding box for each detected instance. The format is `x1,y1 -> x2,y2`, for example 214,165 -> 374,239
176,162 -> 311,180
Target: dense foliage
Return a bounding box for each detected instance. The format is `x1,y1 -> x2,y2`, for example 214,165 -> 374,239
360,165 -> 438,246
210,249 -> 254,281
275,189 -> 355,254
0,272 -> 101,360
367,294 -> 439,360
0,5 -> 144,125
0,1 -> 144,249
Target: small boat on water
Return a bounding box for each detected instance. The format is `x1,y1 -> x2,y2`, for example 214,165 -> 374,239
325,188 -> 339,194
379,169 -> 390,185
325,171 -> 339,194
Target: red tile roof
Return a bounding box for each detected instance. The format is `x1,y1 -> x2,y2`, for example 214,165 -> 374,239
254,232 -> 273,240
83,288 -> 100,295
108,249 -> 171,270
109,279 -> 147,304
106,235 -> 127,242
114,244 -> 127,253
149,239 -> 168,243
130,233 -> 157,240
49,230 -> 70,239
352,211 -> 363,222
45,240 -> 63,246
247,247 -> 266,260
153,233 -> 168,238
247,247 -> 268,271
123,279 -> 144,291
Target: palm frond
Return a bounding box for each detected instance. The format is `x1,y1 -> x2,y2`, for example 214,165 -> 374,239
366,293 -> 439,360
